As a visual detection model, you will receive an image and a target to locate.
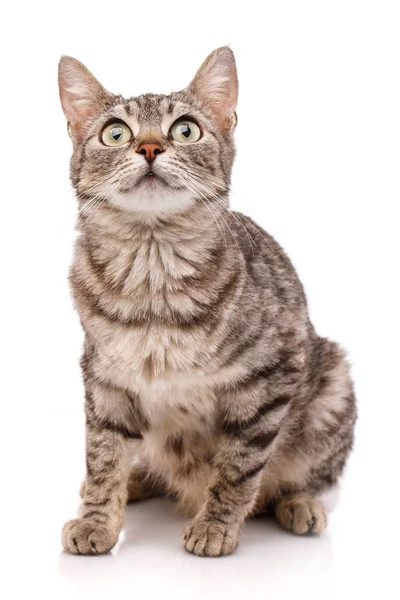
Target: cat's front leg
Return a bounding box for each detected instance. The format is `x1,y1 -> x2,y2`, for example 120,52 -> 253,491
62,388 -> 134,555
182,382 -> 293,557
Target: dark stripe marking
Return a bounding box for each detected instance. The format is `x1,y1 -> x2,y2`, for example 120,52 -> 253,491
229,461 -> 266,487
246,429 -> 279,449
223,394 -> 291,436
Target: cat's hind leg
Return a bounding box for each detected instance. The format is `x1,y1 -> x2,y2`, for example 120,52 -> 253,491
261,338 -> 356,535
275,493 -> 327,535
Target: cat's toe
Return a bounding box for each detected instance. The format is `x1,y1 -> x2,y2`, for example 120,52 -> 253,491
182,518 -> 239,557
61,518 -> 118,555
275,495 -> 327,535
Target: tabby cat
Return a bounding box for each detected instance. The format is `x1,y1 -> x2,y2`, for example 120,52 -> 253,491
58,47 -> 356,557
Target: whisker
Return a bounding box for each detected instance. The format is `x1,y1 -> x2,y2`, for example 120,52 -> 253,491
181,168 -> 273,257
177,176 -> 228,248
179,175 -> 239,250
178,174 -> 247,253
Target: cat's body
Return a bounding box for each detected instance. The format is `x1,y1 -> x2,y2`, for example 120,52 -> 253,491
59,47 -> 356,556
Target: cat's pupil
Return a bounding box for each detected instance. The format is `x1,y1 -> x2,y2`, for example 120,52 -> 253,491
111,127 -> 122,140
180,125 -> 191,138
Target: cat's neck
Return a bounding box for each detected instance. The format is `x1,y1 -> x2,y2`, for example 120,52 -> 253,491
80,200 -> 225,247
72,197 -> 240,326
77,200 -> 230,290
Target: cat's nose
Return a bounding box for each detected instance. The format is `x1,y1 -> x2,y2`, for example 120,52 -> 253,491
136,142 -> 165,164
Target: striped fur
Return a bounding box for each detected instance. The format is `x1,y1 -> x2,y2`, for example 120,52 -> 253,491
59,47 -> 356,557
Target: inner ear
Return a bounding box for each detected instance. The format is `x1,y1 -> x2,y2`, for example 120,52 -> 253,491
188,47 -> 238,133
58,56 -> 113,142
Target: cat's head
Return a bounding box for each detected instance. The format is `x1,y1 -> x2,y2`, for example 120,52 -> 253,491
58,47 -> 238,216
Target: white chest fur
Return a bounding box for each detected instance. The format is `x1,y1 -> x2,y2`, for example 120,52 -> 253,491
138,378 -> 217,432
90,316 -> 217,431
91,317 -> 211,380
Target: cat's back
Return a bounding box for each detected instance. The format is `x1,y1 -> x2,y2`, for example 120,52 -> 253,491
229,210 -> 307,311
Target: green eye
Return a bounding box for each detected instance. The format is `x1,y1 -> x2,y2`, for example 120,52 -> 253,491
101,122 -> 132,146
170,120 -> 201,143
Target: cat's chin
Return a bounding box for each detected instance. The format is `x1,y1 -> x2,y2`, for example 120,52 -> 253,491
108,185 -> 196,215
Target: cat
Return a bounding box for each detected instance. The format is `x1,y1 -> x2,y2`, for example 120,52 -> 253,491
58,47 -> 356,557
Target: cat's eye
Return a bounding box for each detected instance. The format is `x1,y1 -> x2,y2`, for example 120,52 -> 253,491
101,122 -> 132,146
170,120 -> 201,143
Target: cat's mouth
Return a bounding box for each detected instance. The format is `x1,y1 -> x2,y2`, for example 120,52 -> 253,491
137,169 -> 169,187
117,166 -> 187,197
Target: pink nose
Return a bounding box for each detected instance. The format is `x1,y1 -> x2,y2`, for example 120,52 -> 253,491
136,142 -> 164,164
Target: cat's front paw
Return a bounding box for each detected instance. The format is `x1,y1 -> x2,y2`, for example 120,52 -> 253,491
62,518 -> 118,555
182,517 -> 239,557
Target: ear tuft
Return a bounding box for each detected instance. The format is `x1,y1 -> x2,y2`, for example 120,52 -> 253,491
58,56 -> 112,141
189,47 -> 238,133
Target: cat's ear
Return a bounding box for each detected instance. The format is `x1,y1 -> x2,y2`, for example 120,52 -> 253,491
188,47 -> 238,133
58,56 -> 112,142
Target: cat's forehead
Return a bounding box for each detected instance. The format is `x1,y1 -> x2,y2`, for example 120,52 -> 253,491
127,94 -> 171,123
109,92 -> 201,129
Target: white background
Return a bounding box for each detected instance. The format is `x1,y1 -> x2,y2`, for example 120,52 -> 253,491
1,1 -> 399,598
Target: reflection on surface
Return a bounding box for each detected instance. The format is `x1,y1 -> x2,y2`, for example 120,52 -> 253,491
59,497 -> 335,600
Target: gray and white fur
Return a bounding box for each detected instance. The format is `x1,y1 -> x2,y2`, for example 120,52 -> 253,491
58,47 -> 356,557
